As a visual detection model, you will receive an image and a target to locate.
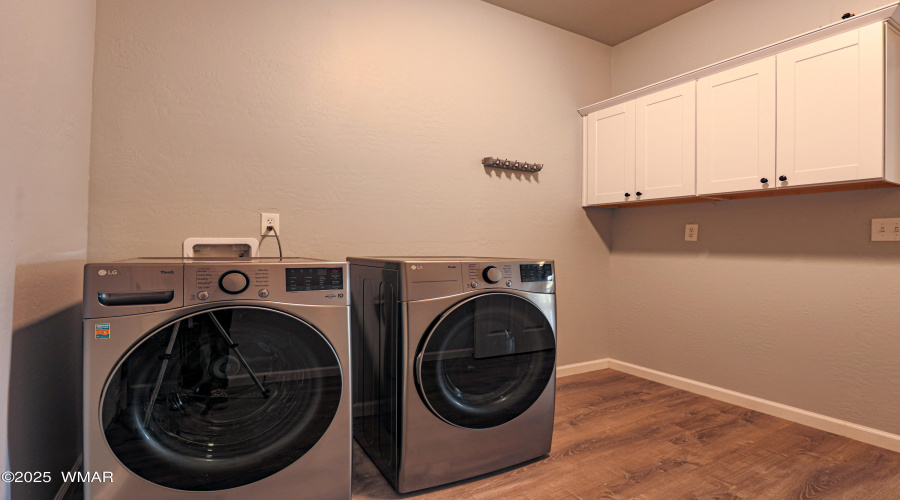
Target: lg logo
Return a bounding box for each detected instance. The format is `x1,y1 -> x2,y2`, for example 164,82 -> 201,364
97,269 -> 118,276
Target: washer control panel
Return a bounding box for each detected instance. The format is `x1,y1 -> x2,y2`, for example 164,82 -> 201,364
465,261 -> 554,293
219,270 -> 250,294
185,262 -> 348,306
285,267 -> 344,292
519,263 -> 554,283
482,266 -> 503,283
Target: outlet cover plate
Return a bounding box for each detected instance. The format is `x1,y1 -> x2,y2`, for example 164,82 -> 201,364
871,218 -> 900,241
685,224 -> 699,242
261,213 -> 280,236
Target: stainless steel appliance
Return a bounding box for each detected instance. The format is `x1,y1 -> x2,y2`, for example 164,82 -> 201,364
83,258 -> 351,499
347,257 -> 557,493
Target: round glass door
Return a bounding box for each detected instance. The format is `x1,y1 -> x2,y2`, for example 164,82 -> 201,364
415,293 -> 555,429
101,307 -> 342,491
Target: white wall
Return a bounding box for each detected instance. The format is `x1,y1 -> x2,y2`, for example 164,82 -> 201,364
606,0 -> 900,435
88,0 -> 613,367
0,0 -> 96,498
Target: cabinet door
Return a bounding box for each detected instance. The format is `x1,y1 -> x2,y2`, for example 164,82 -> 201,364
776,23 -> 884,187
635,81 -> 696,200
585,101 -> 636,205
697,57 -> 776,195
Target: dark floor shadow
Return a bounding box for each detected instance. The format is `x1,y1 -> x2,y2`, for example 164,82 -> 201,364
352,440 -> 546,499
8,304 -> 82,500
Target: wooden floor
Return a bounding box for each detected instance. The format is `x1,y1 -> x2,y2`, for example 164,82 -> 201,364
353,369 -> 900,499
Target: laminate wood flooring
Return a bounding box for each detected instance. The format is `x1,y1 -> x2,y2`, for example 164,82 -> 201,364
352,369 -> 900,499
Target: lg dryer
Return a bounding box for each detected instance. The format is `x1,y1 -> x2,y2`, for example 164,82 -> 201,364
83,258 -> 351,499
347,257 -> 557,493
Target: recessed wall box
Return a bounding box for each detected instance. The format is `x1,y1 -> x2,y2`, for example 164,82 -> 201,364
182,238 -> 259,258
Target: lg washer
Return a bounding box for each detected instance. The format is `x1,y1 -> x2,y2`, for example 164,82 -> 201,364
83,258 -> 351,499
347,257 -> 556,493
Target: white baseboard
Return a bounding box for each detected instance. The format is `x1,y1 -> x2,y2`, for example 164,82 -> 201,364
557,357 -> 900,454
556,358 -> 610,378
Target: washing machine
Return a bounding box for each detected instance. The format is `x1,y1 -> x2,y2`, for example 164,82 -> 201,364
83,258 -> 351,499
347,257 -> 556,493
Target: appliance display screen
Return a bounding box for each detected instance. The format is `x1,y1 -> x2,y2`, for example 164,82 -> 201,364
519,264 -> 553,282
285,267 -> 344,291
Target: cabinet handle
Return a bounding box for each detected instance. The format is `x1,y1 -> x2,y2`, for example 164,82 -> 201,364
779,175 -> 787,181
760,178 -> 769,184
636,192 -> 642,196
624,193 -> 631,198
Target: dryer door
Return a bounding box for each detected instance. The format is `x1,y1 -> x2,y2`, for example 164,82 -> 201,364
415,293 -> 556,429
101,306 -> 342,491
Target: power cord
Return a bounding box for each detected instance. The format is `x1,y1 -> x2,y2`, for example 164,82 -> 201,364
264,225 -> 283,260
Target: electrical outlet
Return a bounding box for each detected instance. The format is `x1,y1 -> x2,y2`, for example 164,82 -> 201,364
871,218 -> 900,241
261,213 -> 280,236
685,224 -> 699,242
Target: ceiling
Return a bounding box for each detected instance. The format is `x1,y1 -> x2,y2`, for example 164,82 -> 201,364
481,0 -> 716,46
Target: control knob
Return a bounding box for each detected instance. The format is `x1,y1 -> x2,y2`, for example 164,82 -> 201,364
219,270 -> 249,294
482,266 -> 503,284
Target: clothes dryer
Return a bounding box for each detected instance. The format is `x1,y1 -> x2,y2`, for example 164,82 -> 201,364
348,257 -> 556,493
83,258 -> 350,499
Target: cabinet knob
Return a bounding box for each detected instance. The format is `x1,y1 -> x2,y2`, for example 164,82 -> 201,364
624,193 -> 631,198
760,178 -> 769,184
636,192 -> 642,196
779,175 -> 787,181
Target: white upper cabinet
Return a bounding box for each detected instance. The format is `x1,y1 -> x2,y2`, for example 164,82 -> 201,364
697,57 -> 776,195
581,9 -> 900,208
635,81 -> 697,201
585,102 -> 635,205
776,23 -> 884,187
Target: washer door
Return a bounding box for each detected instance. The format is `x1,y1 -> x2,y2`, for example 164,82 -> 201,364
415,293 -> 556,429
101,307 -> 342,491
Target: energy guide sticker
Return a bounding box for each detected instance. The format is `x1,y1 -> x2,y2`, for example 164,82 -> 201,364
95,324 -> 110,339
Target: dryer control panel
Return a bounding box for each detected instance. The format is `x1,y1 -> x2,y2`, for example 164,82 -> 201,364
349,257 -> 555,302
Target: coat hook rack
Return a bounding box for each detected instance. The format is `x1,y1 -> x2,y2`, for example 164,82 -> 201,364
482,157 -> 543,173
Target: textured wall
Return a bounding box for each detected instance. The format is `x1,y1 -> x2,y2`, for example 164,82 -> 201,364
612,0 -> 889,94
0,0 -> 96,498
607,0 -> 900,434
88,0 -> 613,366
